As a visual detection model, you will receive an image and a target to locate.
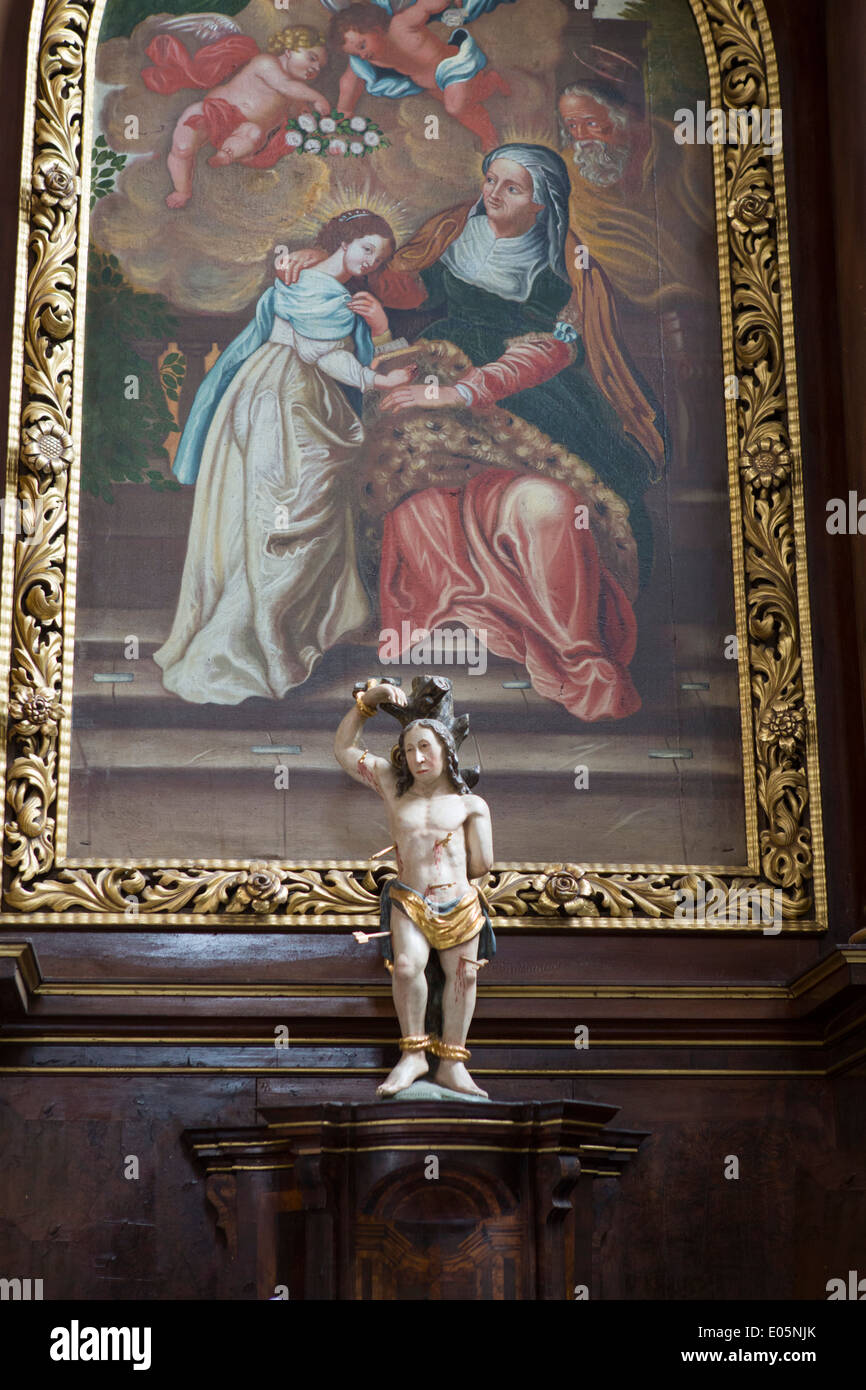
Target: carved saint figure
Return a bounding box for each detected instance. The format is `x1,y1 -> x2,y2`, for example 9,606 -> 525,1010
335,679 -> 494,1097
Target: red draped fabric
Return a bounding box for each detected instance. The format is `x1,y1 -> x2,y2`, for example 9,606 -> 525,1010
142,34 -> 261,95
379,470 -> 641,721
143,36 -> 293,168
186,99 -> 290,169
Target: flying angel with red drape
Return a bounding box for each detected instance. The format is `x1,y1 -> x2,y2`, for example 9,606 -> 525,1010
141,13 -> 332,207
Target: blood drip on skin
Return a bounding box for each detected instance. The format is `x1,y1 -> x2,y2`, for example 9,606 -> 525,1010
432,830 -> 452,872
357,750 -> 378,790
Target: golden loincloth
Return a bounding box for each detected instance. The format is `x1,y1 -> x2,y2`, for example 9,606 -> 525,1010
388,882 -> 485,952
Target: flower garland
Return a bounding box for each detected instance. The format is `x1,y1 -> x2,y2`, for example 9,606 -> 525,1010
285,110 -> 389,158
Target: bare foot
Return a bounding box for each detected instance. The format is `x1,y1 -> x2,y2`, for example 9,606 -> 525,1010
377,1049 -> 429,1098
435,1058 -> 488,1098
208,150 -> 234,167
166,190 -> 191,209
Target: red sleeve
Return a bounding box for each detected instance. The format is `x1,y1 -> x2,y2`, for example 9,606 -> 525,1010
368,265 -> 429,311
142,34 -> 260,95
455,335 -> 575,410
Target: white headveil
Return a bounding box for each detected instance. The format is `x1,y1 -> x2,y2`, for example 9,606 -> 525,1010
469,143 -> 572,284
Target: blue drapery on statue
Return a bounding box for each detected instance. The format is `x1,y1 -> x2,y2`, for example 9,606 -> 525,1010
171,272 -> 374,486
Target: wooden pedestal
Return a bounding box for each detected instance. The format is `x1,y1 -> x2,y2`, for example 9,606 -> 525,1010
185,1097 -> 648,1300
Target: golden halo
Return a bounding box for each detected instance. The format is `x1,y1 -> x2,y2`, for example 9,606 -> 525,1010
498,122 -> 560,150
297,186 -> 414,245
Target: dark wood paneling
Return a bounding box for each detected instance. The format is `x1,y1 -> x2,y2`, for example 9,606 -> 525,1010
1,1069 -> 863,1299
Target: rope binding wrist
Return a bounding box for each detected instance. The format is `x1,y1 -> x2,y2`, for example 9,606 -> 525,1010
355,689 -> 376,720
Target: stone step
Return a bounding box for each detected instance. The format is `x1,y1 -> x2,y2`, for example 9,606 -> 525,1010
72,620 -> 740,705
73,484 -> 738,621
66,767 -> 746,864
68,665 -> 740,757
68,721 -> 743,779
73,611 -> 736,664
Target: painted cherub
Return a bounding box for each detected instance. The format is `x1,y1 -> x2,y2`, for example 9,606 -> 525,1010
142,17 -> 332,207
329,0 -> 509,149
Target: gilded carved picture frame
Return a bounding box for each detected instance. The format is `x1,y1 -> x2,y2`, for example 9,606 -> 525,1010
0,0 -> 826,932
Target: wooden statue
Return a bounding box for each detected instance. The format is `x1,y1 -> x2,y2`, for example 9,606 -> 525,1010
335,676 -> 494,1097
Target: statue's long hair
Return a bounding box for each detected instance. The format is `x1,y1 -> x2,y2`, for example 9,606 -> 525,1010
394,719 -> 471,798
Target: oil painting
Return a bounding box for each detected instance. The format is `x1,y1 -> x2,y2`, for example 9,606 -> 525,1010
69,0 -> 745,870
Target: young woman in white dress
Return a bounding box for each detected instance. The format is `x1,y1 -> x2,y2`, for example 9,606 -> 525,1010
154,210 -> 412,704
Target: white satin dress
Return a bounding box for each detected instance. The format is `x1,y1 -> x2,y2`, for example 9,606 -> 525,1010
153,320 -> 375,704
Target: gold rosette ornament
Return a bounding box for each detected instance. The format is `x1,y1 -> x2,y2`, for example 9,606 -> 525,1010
533,865 -> 600,916
727,192 -> 776,237
8,682 -> 64,737
757,698 -> 807,760
739,437 -> 791,496
230,862 -> 290,914
32,159 -> 79,211
21,420 -> 73,478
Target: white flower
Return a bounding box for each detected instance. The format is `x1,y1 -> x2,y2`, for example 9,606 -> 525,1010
328,138 -> 347,155
319,117 -> 336,134
363,130 -> 380,147
349,141 -> 364,155
303,138 -> 322,153
298,113 -> 317,133
349,116 -> 368,132
285,130 -> 303,148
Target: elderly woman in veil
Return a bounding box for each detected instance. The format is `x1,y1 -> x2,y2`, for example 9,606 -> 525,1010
283,145 -> 666,720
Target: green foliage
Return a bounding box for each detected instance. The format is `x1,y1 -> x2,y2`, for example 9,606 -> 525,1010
621,0 -> 708,112
98,0 -> 248,44
160,352 -> 186,403
82,250 -> 184,503
90,136 -> 128,208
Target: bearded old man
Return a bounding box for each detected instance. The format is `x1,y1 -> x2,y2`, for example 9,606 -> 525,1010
558,82 -> 715,310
